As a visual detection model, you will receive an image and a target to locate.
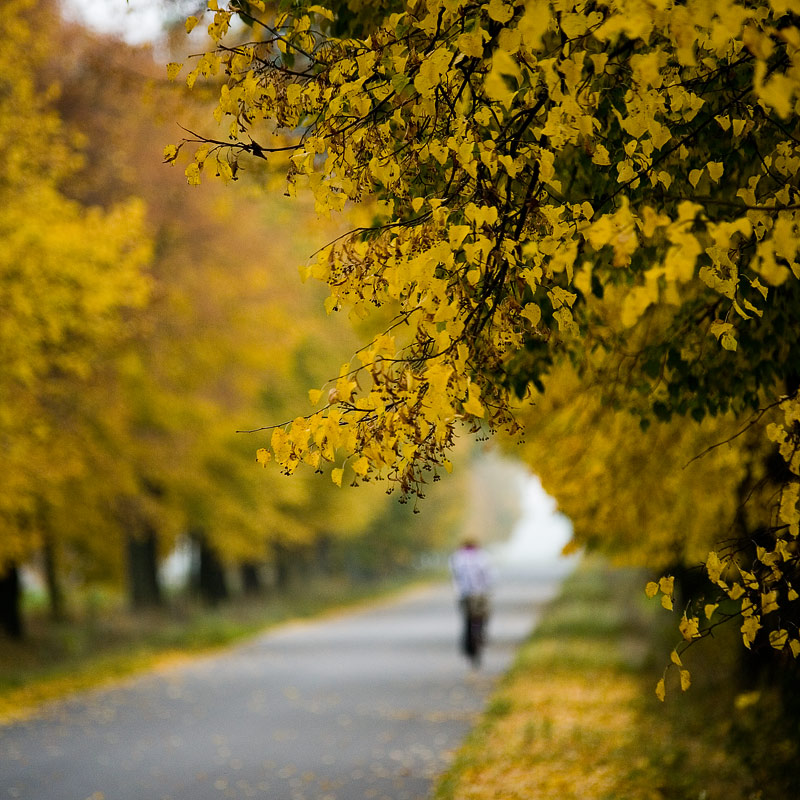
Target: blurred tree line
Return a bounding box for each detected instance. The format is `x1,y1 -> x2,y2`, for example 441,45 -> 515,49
0,0 -> 520,639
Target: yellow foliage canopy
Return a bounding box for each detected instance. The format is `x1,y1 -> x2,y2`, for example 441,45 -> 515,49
174,0 -> 800,678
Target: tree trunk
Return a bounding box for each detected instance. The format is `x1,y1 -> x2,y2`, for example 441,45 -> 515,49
273,541 -> 292,590
127,525 -> 162,609
315,534 -> 334,576
42,532 -> 65,621
0,563 -> 23,639
240,562 -> 263,595
192,531 -> 229,606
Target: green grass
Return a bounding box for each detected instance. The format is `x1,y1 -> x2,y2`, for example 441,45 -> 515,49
433,558 -> 800,800
0,573 -> 435,722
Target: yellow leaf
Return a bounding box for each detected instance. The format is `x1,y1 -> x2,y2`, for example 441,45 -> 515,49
591,144 -> 611,166
307,4 -> 335,20
185,163 -> 201,186
661,594 -> 674,611
758,73 -> 795,118
645,581 -> 659,598
704,603 -> 719,620
351,455 -> 369,477
707,162 -> 724,182
680,669 -> 691,691
679,615 -> 701,641
286,83 -> 302,106
185,16 -> 199,33
705,550 -> 725,584
670,650 -> 683,667
463,384 -> 485,418
487,0 -> 514,23
655,678 -> 666,702
741,615 -> 761,648
304,450 -> 321,469
449,225 -> 471,249
457,28 -> 488,58
721,331 -> 738,351
714,114 -> 731,131
688,168 -> 703,188
308,388 -> 322,405
761,590 -> 779,615
256,448 -> 271,466
484,61 -> 518,109
769,629 -> 788,650
331,468 -> 344,486
166,62 -> 183,81
709,321 -> 733,341
521,303 -> 542,326
734,691 -> 761,710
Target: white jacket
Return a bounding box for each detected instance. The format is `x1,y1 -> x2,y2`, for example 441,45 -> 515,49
449,546 -> 491,598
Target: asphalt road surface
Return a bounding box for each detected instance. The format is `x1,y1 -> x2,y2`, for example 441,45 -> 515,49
1,562 -> 568,800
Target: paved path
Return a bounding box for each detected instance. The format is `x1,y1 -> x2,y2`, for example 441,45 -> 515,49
1,562 -> 568,800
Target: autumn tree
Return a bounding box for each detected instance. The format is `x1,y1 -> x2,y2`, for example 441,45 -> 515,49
1,3 -> 458,632
43,14 -> 365,608
168,0 -> 800,691
0,0 -> 151,635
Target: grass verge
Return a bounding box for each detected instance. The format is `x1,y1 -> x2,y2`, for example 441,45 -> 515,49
434,558 -> 799,800
0,573 -> 433,724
